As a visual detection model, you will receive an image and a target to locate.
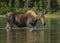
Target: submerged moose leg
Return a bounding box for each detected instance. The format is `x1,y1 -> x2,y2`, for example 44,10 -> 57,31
26,18 -> 32,31
6,22 -> 12,32
26,18 -> 36,31
30,27 -> 37,31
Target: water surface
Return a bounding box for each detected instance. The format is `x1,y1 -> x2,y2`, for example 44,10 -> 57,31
0,17 -> 60,43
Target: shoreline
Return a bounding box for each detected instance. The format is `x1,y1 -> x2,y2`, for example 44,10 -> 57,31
0,15 -> 60,18
45,15 -> 60,18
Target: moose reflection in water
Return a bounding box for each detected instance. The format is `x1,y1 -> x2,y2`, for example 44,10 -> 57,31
6,10 -> 46,31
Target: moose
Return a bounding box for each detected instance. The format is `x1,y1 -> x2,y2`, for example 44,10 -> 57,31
6,10 -> 46,31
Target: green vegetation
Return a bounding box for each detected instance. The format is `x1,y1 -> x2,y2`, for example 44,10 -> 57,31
0,0 -> 60,15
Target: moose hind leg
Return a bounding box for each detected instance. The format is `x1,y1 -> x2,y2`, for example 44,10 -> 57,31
6,22 -> 12,32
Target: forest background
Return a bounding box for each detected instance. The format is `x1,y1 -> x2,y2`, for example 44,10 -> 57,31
0,0 -> 60,15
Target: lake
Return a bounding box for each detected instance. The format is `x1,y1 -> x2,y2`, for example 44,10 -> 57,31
0,17 -> 60,43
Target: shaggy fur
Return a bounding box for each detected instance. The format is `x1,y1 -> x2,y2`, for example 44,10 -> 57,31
6,10 -> 45,31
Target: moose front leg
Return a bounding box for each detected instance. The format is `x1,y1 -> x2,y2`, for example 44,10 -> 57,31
6,22 -> 12,32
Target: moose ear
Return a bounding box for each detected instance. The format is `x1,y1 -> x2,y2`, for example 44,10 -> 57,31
41,12 -> 45,15
42,10 -> 48,15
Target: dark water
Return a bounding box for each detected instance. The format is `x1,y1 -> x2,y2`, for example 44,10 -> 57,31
44,18 -> 60,43
0,17 -> 60,43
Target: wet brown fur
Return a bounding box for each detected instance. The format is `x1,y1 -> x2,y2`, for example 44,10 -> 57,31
6,10 -> 45,31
